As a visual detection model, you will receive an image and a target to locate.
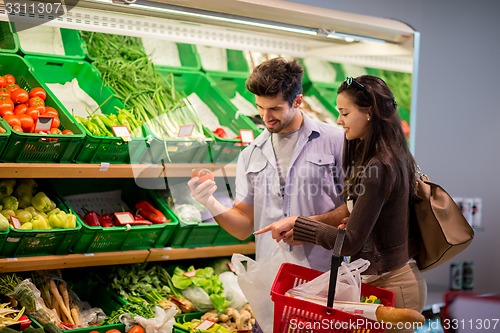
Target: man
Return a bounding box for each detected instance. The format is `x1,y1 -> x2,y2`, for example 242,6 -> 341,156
188,57 -> 344,272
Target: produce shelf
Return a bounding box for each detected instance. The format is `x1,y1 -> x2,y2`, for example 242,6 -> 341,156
0,242 -> 255,273
147,242 -> 255,261
0,163 -> 237,178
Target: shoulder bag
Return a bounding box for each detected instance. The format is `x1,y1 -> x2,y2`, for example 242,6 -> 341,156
412,167 -> 475,271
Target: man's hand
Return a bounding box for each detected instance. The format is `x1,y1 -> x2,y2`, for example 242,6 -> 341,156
187,177 -> 217,208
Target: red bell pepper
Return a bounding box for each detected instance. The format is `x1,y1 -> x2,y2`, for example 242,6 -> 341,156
82,207 -> 100,227
135,200 -> 169,224
98,213 -> 114,228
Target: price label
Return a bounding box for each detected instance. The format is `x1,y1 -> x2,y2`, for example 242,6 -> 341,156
35,116 -> 53,132
112,126 -> 132,141
177,124 -> 195,137
195,320 -> 215,330
113,212 -> 135,224
239,129 -> 254,144
10,216 -> 21,229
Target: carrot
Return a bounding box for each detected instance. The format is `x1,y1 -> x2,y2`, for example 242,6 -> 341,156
49,279 -> 74,325
51,294 -> 61,322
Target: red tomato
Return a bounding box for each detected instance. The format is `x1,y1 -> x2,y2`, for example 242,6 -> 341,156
50,116 -> 60,129
26,106 -> 40,122
128,325 -> 145,333
11,88 -> 29,104
18,114 -> 35,133
43,107 -> 58,118
0,97 -> 14,116
0,76 -> 6,89
29,87 -> 47,100
3,74 -> 15,85
3,114 -> 21,128
28,96 -> 45,108
49,127 -> 62,134
6,83 -> 19,94
12,125 -> 23,132
14,103 -> 28,115
62,129 -> 74,135
0,88 -> 10,98
191,167 -> 214,183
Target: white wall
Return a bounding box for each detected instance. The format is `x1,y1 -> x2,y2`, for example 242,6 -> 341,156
291,0 -> 500,297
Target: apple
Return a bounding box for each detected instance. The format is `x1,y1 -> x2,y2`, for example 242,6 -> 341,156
191,168 -> 214,183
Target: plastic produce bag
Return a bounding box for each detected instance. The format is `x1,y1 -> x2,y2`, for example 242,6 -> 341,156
121,306 -> 177,333
231,242 -> 310,333
288,258 -> 370,303
181,286 -> 213,312
219,271 -> 248,310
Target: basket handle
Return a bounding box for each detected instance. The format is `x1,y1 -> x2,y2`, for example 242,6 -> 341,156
327,229 -> 345,310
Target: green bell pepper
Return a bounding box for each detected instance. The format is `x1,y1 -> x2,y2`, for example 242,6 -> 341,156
31,192 -> 53,213
0,179 -> 16,198
1,196 -> 19,211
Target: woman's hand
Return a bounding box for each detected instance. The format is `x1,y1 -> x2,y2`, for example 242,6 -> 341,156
254,216 -> 302,244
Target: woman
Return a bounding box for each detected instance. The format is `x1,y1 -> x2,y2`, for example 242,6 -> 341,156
256,75 -> 427,332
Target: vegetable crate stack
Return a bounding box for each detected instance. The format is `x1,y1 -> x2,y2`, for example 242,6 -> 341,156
0,53 -> 86,163
79,31 -> 212,164
0,179 -> 82,258
153,69 -> 260,165
205,72 -> 264,163
25,56 -> 151,164
50,178 -> 179,253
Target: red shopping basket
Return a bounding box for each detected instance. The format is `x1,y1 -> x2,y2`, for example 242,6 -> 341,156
271,262 -> 395,333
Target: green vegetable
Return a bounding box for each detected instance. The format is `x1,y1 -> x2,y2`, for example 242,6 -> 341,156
0,214 -> 8,231
1,196 -> 18,211
14,209 -> 32,224
0,179 -> 16,198
172,266 -> 230,312
30,192 -> 52,213
30,215 -> 51,230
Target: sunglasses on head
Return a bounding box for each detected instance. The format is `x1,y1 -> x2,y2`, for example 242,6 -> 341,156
344,76 -> 366,90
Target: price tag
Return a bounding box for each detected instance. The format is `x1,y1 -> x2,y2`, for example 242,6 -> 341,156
195,320 -> 216,330
183,270 -> 197,278
10,216 -> 21,229
112,126 -> 132,142
113,212 -> 135,224
35,116 -> 53,132
177,124 -> 195,137
239,129 -> 254,144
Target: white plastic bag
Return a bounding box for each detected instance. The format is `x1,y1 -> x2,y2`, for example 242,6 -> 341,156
288,258 -> 370,303
125,306 -> 177,333
219,271 -> 248,309
231,242 -> 310,333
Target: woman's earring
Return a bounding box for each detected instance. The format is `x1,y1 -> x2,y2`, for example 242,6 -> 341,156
367,116 -> 371,121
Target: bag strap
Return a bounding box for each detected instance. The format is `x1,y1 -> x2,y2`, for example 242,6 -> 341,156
327,229 -> 346,311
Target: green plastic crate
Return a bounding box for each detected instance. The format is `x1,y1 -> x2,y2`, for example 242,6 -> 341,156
206,72 -> 264,163
0,182 -> 82,258
13,23 -> 86,59
25,55 -> 150,164
0,53 -> 86,163
51,178 -> 179,253
303,82 -> 341,118
150,42 -> 202,71
0,229 -> 7,255
198,47 -> 250,77
0,21 -> 18,53
0,118 -> 11,156
154,69 -> 260,164
151,188 -> 247,248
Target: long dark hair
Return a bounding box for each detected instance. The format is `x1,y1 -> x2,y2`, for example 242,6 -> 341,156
337,75 -> 416,198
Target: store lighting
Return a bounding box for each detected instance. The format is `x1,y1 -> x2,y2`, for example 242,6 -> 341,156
82,0 -> 379,42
